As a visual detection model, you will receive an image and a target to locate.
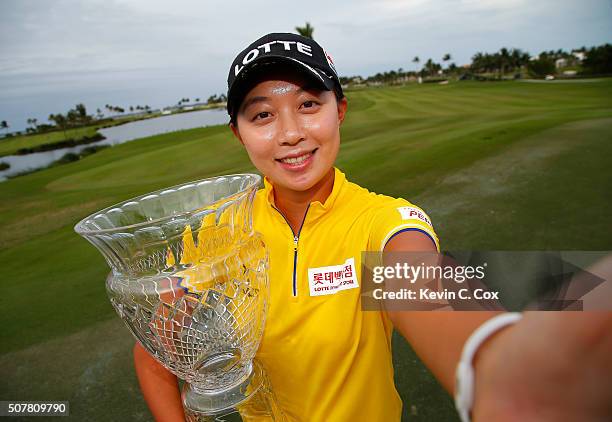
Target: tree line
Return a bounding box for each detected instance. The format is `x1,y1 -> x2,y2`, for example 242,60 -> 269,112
2,26 -> 610,138
339,43 -> 612,85
1,94 -> 227,138
47,104 -> 93,138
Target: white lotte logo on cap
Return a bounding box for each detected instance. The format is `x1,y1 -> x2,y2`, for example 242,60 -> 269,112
234,40 -> 314,77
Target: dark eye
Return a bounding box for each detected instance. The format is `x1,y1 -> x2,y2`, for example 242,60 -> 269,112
253,111 -> 270,121
302,100 -> 315,108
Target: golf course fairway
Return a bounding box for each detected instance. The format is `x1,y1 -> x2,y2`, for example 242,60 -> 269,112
1,79 -> 610,421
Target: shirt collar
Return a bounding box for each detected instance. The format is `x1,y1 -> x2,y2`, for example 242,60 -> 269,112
263,167 -> 346,214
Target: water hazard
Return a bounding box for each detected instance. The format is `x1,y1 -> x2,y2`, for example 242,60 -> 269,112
0,108 -> 229,181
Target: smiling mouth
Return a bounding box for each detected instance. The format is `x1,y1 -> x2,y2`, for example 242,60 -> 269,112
276,148 -> 318,165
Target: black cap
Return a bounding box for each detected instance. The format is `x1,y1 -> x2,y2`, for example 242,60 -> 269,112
226,32 -> 343,119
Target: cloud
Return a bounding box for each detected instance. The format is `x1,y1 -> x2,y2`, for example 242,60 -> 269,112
0,0 -> 610,130
460,0 -> 527,10
1,0 -> 609,78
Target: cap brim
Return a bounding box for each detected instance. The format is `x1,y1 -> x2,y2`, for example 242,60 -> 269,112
227,55 -> 336,118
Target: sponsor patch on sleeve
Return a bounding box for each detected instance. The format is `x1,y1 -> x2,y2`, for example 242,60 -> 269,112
396,206 -> 433,227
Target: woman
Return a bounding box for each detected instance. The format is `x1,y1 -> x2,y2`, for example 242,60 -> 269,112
134,33 -> 612,421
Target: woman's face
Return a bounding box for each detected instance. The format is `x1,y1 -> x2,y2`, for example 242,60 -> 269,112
230,71 -> 347,193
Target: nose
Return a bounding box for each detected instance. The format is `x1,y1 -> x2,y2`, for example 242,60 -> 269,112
277,109 -> 304,146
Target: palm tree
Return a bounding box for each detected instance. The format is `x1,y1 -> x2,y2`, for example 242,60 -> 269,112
442,53 -> 451,75
499,47 -> 510,78
471,52 -> 484,72
26,118 -> 38,133
508,48 -> 530,75
412,56 -> 420,72
66,109 -> 79,127
49,114 -> 68,140
75,103 -> 87,118
295,22 -> 314,40
0,120 -> 8,136
487,53 -> 497,74
424,58 -> 441,76
73,103 -> 90,125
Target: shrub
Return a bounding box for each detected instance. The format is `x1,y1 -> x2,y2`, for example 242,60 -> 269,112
581,44 -> 612,75
527,57 -> 556,78
80,145 -> 110,156
57,152 -> 80,164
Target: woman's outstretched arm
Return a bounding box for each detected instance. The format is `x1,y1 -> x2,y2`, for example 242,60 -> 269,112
384,230 -> 612,421
382,230 -> 498,393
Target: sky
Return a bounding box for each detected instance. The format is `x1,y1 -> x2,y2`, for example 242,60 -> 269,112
1,0 -> 610,131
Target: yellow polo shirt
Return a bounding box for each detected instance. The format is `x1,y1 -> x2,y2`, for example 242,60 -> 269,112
167,167 -> 439,421
252,167 -> 439,421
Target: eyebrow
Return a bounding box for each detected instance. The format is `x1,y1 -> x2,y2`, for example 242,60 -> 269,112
240,85 -> 321,113
240,96 -> 268,112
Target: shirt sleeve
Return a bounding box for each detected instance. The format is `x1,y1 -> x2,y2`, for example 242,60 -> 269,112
368,198 -> 440,252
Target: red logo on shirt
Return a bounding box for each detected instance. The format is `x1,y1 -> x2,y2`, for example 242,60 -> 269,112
308,257 -> 358,296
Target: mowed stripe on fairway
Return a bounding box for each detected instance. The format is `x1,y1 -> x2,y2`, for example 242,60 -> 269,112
415,117 -> 612,249
0,318 -> 151,421
0,80 -> 610,421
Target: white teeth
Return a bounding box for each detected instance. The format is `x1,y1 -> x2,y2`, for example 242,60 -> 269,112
280,152 -> 312,165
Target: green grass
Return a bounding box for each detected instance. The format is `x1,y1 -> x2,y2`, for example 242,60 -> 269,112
0,106 -> 226,158
0,125 -> 105,157
0,114 -> 161,157
0,80 -> 611,421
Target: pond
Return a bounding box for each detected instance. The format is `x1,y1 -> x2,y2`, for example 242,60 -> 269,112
0,108 -> 229,181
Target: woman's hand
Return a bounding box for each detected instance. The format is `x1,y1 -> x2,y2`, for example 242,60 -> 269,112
472,312 -> 612,422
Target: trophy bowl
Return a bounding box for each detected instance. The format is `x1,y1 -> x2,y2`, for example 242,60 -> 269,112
74,174 -> 282,421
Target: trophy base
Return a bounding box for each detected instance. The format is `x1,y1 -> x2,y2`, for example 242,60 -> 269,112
182,360 -> 284,421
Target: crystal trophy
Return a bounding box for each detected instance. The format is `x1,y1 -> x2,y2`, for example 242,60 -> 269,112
74,174 -> 284,421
